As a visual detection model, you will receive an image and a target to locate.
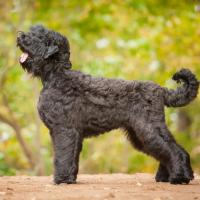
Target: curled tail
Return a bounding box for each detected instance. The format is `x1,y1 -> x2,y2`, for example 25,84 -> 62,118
164,68 -> 199,107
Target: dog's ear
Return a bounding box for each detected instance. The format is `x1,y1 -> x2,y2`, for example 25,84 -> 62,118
44,45 -> 59,59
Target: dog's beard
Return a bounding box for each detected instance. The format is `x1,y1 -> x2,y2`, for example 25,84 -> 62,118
21,59 -> 32,72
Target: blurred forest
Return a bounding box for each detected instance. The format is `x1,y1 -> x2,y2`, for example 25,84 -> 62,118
0,0 -> 200,176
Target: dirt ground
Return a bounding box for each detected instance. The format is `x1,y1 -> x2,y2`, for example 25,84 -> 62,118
0,173 -> 200,200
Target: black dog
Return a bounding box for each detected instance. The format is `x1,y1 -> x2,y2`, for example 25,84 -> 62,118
17,25 -> 199,184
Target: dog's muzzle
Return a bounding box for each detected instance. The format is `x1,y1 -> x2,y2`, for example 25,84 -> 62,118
17,32 -> 30,63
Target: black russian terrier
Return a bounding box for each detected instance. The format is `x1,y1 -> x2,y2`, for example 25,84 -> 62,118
17,25 -> 199,184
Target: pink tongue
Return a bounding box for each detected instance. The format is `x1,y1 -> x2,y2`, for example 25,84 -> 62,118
20,53 -> 28,63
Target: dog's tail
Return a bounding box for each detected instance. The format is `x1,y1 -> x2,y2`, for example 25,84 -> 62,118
163,68 -> 199,107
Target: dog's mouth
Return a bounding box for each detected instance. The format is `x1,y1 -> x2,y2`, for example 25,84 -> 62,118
20,52 -> 29,63
17,36 -> 31,64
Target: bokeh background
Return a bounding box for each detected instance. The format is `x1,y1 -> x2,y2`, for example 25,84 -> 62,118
0,0 -> 200,176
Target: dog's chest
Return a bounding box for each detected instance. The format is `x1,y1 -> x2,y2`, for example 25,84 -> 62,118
37,88 -> 63,116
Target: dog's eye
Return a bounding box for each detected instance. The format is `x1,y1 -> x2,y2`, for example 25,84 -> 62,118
21,33 -> 26,39
24,39 -> 31,46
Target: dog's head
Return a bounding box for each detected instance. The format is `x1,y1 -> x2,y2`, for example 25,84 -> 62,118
17,25 -> 71,77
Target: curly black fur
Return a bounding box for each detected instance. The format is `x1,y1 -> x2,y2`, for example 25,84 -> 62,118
17,25 -> 199,185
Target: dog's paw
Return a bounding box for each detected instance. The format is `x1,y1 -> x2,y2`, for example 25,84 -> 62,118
54,176 -> 77,185
169,173 -> 193,184
155,174 -> 169,182
54,179 -> 77,185
65,177 -> 77,184
169,176 -> 191,184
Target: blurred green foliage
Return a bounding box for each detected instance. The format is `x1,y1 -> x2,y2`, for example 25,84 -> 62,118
0,0 -> 200,176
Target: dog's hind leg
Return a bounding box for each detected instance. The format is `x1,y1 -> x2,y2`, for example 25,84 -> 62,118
50,127 -> 83,184
128,122 -> 193,184
127,128 -> 169,182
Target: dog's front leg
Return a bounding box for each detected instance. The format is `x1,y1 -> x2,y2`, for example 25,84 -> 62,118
50,127 -> 83,184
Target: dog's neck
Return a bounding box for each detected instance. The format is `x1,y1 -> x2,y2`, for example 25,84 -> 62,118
40,62 -> 71,85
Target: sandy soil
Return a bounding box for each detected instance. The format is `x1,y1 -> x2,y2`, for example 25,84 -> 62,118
0,173 -> 199,200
